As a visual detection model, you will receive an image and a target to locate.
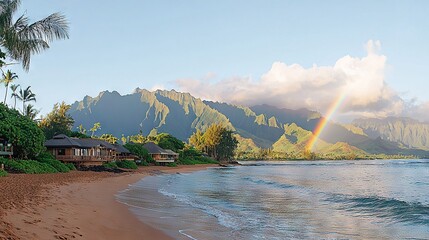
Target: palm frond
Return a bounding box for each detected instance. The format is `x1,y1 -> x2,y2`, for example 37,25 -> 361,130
25,12 -> 69,42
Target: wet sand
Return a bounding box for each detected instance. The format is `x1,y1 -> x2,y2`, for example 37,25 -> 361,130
0,165 -> 217,240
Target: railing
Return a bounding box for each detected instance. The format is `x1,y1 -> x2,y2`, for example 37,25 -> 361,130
0,144 -> 13,155
55,155 -> 114,162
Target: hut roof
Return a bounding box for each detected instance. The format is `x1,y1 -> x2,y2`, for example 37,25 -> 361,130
143,142 -> 167,154
164,149 -> 179,155
45,135 -> 116,150
45,134 -> 82,148
113,144 -> 131,154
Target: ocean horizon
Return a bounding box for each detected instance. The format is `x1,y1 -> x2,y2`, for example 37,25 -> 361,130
117,160 -> 429,239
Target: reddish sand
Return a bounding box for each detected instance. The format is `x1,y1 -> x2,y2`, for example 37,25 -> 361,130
0,165 -> 217,240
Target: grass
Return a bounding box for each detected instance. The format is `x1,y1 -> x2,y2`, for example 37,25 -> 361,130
0,169 -> 7,177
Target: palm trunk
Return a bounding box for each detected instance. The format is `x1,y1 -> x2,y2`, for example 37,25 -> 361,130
3,86 -> 8,105
23,101 -> 25,115
13,97 -> 16,109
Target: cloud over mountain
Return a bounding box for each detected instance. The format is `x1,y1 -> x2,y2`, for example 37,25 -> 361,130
176,40 -> 406,120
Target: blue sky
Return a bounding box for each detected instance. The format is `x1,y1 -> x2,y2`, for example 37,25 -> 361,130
8,1 -> 429,121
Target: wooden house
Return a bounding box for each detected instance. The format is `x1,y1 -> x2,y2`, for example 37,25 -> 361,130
142,142 -> 179,164
45,134 -> 131,165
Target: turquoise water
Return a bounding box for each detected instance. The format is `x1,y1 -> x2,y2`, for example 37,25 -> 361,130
117,160 -> 429,239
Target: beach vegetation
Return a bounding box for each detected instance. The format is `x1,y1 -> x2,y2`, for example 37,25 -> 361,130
167,162 -> 177,167
124,143 -> 154,163
102,161 -> 118,169
153,133 -> 184,152
1,70 -> 18,105
189,123 -> 238,162
36,151 -> 70,173
0,158 -> 58,174
0,0 -> 69,71
0,103 -> 45,159
0,169 -> 7,177
178,147 -> 218,165
65,162 -> 76,171
116,160 -> 138,169
9,83 -> 19,109
15,85 -> 36,115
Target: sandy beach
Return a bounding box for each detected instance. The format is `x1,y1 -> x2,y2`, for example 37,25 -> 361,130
0,165 -> 217,240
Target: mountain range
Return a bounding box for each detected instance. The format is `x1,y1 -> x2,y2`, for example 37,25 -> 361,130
68,89 -> 429,157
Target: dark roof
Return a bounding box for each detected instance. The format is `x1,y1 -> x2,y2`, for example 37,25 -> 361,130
113,144 -> 131,154
45,134 -> 82,148
143,142 -> 167,154
77,138 -> 116,149
45,135 -> 116,150
164,149 -> 179,155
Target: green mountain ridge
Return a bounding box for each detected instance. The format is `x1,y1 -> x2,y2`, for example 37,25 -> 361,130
68,89 -> 429,157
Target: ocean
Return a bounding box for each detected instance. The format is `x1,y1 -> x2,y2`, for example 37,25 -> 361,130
117,160 -> 429,239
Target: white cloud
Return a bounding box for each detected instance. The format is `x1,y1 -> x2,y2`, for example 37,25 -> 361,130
176,40 -> 406,120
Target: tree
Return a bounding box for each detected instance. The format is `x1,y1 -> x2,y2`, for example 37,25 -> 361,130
124,143 -> 153,163
0,103 -> 45,158
129,133 -> 146,144
189,129 -> 205,151
16,85 -> 35,115
90,122 -> 101,137
0,0 -> 69,71
1,69 -> 17,104
77,124 -> 86,134
189,124 -> 238,161
155,133 -> 185,152
99,133 -> 118,144
24,103 -> 38,120
9,83 -> 18,109
39,102 -> 74,139
203,123 -> 224,159
216,130 -> 238,162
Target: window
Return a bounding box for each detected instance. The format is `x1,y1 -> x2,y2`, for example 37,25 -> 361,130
58,149 -> 66,155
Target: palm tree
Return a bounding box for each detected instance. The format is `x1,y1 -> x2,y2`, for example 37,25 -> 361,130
1,69 -> 17,104
0,0 -> 69,71
24,103 -> 39,120
16,85 -> 35,115
9,83 -> 18,109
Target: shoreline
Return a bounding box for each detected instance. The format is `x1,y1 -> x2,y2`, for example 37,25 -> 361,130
0,164 -> 218,240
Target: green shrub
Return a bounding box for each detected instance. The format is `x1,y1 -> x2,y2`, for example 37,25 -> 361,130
37,158 -> 70,173
116,160 -> 138,169
0,104 -> 45,159
123,143 -> 154,163
36,151 -> 70,173
0,169 -> 7,177
65,163 -> 76,171
103,161 -> 118,169
177,156 -> 218,165
137,160 -> 149,166
0,158 -> 58,174
167,162 -> 177,167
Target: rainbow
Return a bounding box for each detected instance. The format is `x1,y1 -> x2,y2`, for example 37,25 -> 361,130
306,91 -> 347,151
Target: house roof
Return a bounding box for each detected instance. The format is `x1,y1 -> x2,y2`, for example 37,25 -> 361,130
142,142 -> 178,155
164,149 -> 179,155
45,134 -> 82,148
113,144 -> 131,154
45,135 -> 118,150
77,138 -> 116,149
